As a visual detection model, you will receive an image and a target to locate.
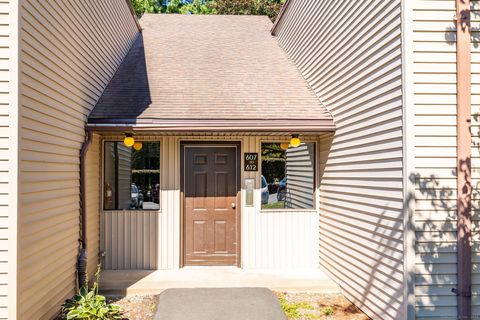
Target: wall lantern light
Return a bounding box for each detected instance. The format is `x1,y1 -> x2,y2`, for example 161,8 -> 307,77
290,134 -> 301,148
133,141 -> 143,151
123,133 -> 135,147
280,142 -> 289,150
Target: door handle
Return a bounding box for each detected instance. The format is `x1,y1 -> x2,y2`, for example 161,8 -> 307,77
231,202 -> 236,209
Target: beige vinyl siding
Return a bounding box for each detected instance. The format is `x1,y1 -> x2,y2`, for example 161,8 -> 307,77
411,1 -> 458,319
1,1 -> 17,319
274,0 -> 404,319
18,0 -> 138,318
85,134 -> 100,280
472,0 -> 480,317
100,134 -> 321,270
101,211 -> 158,270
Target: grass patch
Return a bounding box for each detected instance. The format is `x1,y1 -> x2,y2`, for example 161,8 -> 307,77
278,293 -> 318,319
262,201 -> 285,209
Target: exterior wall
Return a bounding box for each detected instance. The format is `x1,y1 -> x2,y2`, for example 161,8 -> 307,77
101,211 -> 158,270
241,136 -> 320,269
410,1 -> 458,318
274,1 -> 404,319
85,134 -> 101,279
2,1 -> 18,319
100,134 -> 322,270
17,0 -> 139,318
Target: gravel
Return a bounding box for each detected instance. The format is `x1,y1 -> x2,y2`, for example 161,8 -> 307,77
107,295 -> 159,320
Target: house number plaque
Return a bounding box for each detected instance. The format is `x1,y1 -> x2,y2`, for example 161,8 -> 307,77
244,153 -> 258,171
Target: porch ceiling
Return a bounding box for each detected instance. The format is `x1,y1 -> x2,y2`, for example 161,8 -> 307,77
87,14 -> 335,133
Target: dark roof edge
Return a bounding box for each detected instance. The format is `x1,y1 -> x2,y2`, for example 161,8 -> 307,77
87,33 -> 142,120
271,0 -> 292,35
125,0 -> 142,32
86,118 -> 336,133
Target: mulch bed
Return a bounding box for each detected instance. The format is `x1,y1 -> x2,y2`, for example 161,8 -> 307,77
276,292 -> 370,320
107,295 -> 159,320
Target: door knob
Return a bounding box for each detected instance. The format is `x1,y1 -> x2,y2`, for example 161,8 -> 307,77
231,202 -> 236,209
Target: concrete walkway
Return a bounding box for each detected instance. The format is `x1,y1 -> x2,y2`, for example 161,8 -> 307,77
100,267 -> 340,296
154,288 -> 287,320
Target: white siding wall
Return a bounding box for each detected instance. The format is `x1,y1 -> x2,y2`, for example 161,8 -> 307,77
411,1 -> 458,319
18,0 -> 138,318
2,1 -> 17,319
101,135 -> 321,270
274,1 -> 404,319
241,136 -> 320,269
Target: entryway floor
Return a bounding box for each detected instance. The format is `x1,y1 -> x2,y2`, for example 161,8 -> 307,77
100,267 -> 340,296
154,288 -> 287,320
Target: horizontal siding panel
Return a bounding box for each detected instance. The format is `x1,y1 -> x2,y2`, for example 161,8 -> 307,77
275,0 -> 403,319
86,134 -> 100,280
0,0 -> 11,318
18,0 -> 138,319
410,0 -> 473,317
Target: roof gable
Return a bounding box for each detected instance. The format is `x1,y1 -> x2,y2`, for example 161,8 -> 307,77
88,14 -> 334,132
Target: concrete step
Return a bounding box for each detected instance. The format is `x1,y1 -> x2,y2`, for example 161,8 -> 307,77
100,267 -> 340,296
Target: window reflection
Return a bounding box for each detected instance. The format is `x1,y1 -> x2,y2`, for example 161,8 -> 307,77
104,141 -> 160,210
261,142 -> 315,209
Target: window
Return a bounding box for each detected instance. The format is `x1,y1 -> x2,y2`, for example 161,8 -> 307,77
261,142 -> 315,210
104,141 -> 160,210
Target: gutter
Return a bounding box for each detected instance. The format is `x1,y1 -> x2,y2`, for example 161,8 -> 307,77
85,118 -> 336,133
454,0 -> 472,318
77,129 -> 93,288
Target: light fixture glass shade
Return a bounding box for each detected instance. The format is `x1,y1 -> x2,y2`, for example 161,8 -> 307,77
133,141 -> 143,151
123,135 -> 135,147
290,135 -> 301,148
280,142 -> 289,150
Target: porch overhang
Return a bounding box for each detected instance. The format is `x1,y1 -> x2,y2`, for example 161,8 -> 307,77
86,118 -> 335,133
87,14 -> 335,133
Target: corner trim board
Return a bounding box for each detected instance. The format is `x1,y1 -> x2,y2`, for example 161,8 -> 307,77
455,0 -> 472,318
401,0 -> 416,318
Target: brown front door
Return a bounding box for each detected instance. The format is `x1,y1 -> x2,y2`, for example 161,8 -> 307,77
183,145 -> 239,266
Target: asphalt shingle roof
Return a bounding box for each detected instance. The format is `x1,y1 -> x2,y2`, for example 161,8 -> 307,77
87,14 -> 334,132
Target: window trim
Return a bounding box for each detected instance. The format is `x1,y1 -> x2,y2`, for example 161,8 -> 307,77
259,139 -> 317,212
102,140 -> 161,211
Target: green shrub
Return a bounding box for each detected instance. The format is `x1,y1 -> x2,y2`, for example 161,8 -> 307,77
60,266 -> 123,320
278,293 -> 315,319
322,306 -> 334,316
